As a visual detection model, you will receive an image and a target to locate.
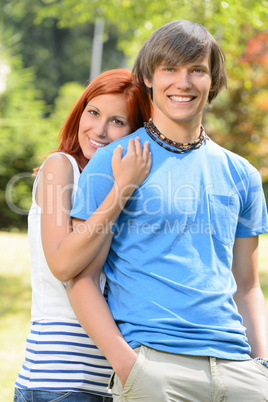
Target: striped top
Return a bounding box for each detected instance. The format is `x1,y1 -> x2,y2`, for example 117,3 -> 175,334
15,322 -> 112,396
15,153 -> 112,396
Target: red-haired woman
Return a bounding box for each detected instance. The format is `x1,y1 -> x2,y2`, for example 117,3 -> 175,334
14,69 -> 152,402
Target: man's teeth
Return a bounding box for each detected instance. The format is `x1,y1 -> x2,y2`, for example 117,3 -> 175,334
169,96 -> 193,102
91,139 -> 105,147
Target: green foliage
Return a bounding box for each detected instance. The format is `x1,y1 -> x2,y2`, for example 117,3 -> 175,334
50,82 -> 85,132
34,0 -> 268,178
1,0 -> 127,105
1,0 -> 268,230
1,0 -> 93,105
0,0 -> 125,230
0,50 -> 50,230
263,181 -> 268,207
205,32 -> 268,178
34,0 -> 268,57
0,49 -> 85,230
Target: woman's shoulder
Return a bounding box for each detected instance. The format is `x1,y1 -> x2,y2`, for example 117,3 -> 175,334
42,152 -> 79,172
44,152 -> 75,166
40,153 -> 75,185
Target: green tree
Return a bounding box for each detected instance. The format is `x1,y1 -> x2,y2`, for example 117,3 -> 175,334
1,0 -> 267,231
0,49 -> 49,230
34,0 -> 267,56
49,82 -> 85,133
205,32 -> 268,180
0,0 -> 128,230
1,0 -> 127,105
0,46 -> 86,230
35,0 -> 268,179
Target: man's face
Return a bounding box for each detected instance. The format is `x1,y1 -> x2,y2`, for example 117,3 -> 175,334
144,53 -> 212,130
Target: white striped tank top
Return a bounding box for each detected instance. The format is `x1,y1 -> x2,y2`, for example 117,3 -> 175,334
15,153 -> 112,396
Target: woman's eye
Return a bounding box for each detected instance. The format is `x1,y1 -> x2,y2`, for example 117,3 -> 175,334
112,119 -> 124,125
88,110 -> 99,116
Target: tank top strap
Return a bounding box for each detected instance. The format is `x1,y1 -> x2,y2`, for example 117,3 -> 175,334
32,152 -> 80,205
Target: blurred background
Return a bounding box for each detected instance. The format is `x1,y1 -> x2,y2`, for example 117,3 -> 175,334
0,0 -> 268,400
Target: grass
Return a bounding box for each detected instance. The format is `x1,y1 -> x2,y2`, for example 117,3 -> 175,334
0,232 -> 31,402
0,231 -> 268,401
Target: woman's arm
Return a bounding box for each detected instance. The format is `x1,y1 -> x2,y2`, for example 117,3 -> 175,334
38,138 -> 151,281
66,234 -> 137,388
232,236 -> 268,358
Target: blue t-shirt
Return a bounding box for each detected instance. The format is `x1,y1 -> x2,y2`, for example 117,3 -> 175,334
71,127 -> 268,360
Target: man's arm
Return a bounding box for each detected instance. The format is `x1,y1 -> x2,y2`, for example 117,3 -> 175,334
232,236 -> 268,358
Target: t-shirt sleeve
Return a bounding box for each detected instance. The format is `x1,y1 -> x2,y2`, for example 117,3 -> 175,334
70,148 -> 114,221
236,168 -> 268,237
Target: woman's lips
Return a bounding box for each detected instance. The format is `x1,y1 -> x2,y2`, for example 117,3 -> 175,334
89,138 -> 108,148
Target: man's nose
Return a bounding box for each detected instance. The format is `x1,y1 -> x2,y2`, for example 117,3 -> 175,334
174,70 -> 192,90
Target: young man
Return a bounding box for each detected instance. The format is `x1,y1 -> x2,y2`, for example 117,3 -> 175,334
69,20 -> 268,401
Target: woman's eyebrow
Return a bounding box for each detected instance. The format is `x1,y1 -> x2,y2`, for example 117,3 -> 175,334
112,115 -> 128,121
87,103 -> 100,111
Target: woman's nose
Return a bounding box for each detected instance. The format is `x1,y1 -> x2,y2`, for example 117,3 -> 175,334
92,120 -> 108,138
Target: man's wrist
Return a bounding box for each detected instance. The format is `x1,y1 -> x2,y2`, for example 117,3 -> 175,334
112,347 -> 138,375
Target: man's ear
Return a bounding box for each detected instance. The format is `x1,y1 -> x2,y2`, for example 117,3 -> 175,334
144,77 -> 152,88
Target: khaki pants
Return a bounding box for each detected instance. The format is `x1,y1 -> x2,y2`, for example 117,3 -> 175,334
110,345 -> 268,401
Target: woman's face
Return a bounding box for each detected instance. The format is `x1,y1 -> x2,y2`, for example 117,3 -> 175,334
78,93 -> 131,160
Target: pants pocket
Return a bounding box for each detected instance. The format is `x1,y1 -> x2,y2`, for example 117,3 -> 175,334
252,358 -> 268,377
13,389 -> 28,402
112,346 -> 148,396
13,389 -> 74,402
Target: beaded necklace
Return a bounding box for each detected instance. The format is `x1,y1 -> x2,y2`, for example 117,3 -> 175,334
144,118 -> 207,153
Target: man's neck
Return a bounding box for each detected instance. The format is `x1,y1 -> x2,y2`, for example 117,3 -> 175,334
152,117 -> 203,144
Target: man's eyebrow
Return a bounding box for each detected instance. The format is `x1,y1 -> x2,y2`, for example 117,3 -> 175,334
159,61 -> 209,69
192,63 -> 209,69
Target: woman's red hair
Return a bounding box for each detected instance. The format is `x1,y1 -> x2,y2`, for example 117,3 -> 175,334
43,69 -> 152,172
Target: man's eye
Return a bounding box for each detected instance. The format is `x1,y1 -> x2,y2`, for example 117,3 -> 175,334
165,67 -> 174,72
193,68 -> 203,73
